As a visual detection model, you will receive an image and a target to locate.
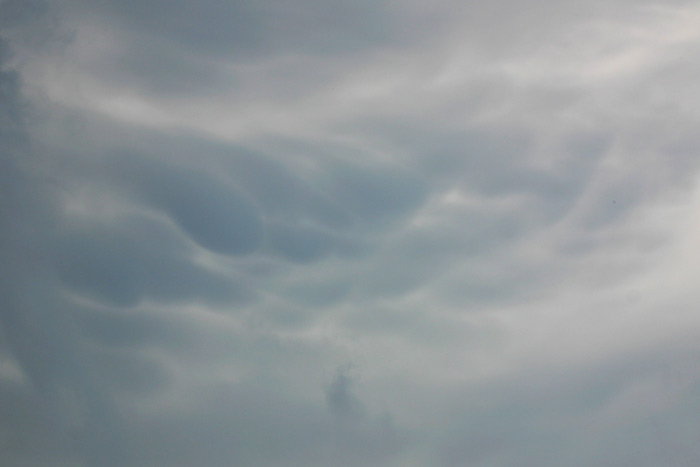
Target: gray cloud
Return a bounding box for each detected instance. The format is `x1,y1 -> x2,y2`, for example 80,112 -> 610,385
54,214 -> 250,306
52,0 -> 391,98
4,0 -> 700,465
326,364 -> 363,418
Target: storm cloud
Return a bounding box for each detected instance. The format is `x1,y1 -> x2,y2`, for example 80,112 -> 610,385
3,0 -> 700,465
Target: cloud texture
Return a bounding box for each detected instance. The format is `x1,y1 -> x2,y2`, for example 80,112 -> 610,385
3,0 -> 700,465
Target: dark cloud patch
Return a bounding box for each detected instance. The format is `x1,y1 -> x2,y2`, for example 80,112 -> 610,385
266,221 -> 362,264
185,136 -> 427,233
59,131 -> 425,269
163,178 -> 263,256
101,135 -> 341,229
56,0 -> 390,97
320,161 -> 428,231
55,231 -> 144,307
326,365 -> 363,418
85,148 -> 266,257
54,214 -> 250,307
51,130 -> 427,263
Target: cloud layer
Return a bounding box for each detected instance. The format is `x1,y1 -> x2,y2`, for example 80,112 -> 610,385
3,0 -> 700,465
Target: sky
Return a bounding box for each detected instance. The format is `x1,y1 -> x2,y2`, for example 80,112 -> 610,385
2,0 -> 700,465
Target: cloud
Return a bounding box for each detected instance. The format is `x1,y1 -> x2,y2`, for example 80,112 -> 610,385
3,0 -> 700,465
326,364 -> 363,417
54,214 -> 251,306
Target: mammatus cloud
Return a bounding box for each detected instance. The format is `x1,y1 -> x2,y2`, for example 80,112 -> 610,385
3,0 -> 700,465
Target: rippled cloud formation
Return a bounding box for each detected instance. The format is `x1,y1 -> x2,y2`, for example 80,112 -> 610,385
3,0 -> 700,465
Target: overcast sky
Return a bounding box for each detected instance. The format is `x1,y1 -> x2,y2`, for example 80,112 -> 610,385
2,0 -> 700,465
